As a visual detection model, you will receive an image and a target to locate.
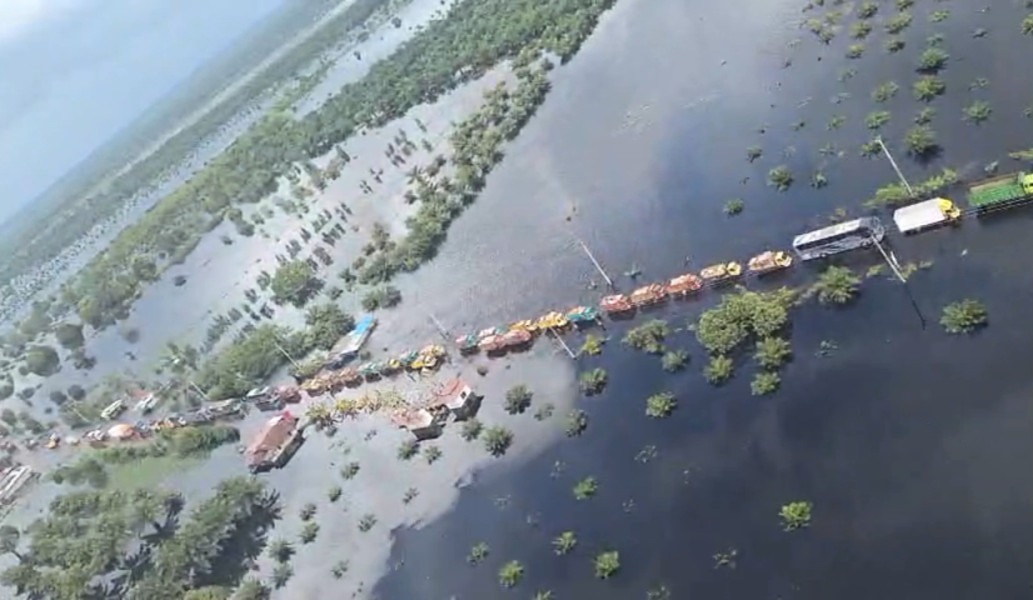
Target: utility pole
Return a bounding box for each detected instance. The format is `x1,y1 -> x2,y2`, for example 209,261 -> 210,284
186,379 -> 212,403
548,328 -> 576,359
428,313 -> 451,341
272,339 -> 300,370
167,348 -> 211,402
876,136 -> 916,197
871,236 -> 906,283
577,238 -> 614,289
871,235 -> 927,328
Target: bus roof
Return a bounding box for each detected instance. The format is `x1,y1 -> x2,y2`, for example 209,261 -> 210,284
792,217 -> 874,247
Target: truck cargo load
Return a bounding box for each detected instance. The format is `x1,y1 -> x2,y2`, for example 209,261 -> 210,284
967,171 -> 1033,212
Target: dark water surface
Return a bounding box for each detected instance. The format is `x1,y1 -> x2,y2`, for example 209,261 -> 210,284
9,0 -> 1032,597
372,0 -> 1033,597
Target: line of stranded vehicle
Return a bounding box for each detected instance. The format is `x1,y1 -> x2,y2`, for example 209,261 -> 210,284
289,171 -> 1033,384
453,171 -> 1033,345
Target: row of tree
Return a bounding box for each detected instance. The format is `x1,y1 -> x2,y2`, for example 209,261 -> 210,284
50,0 -> 618,331
196,301 -> 355,400
1,478 -> 281,599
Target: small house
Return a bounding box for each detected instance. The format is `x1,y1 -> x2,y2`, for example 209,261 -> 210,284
391,409 -> 444,441
430,377 -> 481,421
245,412 -> 302,473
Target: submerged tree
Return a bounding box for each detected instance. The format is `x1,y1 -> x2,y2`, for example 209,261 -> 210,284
864,110 -> 891,130
779,501 -> 813,531
460,418 -> 483,441
724,198 -> 744,216
467,542 -> 490,565
397,439 -> 419,460
940,299 -> 988,334
695,287 -> 796,354
268,539 -> 295,564
751,371 -> 781,396
857,1 -> 878,18
884,11 -> 913,34
811,265 -> 861,305
271,563 -> 293,589
504,384 -> 533,414
483,426 -> 514,457
623,319 -> 670,354
331,560 -> 349,579
573,477 -> 598,500
661,349 -> 689,372
565,409 -> 589,437
903,124 -> 939,157
884,37 -> 905,53
755,337 -> 792,369
594,551 -> 621,579
270,260 -> 320,307
767,165 -> 794,192
579,368 -> 608,395
645,392 -> 677,419
498,560 -> 525,588
871,81 -> 900,103
580,334 -> 604,356
963,100 -> 993,125
913,75 -> 946,102
423,445 -> 443,464
704,355 -> 735,385
299,521 -> 320,544
917,46 -> 949,72
552,531 -> 578,555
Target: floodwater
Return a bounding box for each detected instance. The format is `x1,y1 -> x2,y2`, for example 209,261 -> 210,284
366,0 -> 1033,598
7,0 -> 1033,597
29,0 -> 455,398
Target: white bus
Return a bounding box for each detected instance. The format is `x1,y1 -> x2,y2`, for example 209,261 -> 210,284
792,217 -> 885,261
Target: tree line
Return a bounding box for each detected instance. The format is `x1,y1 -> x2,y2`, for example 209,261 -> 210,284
0,478 -> 281,599
51,0 -> 618,331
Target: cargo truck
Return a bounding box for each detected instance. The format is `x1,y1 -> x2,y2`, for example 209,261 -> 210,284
967,171 -> 1033,213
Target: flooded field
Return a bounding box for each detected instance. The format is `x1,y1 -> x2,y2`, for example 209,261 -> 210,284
6,0 -> 1033,597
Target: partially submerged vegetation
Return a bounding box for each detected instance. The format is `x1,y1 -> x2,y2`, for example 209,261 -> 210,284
864,168 -> 958,207
903,124 -> 940,158
963,100 -> 993,125
694,288 -> 795,355
0,478 -> 279,598
594,550 -> 621,579
504,384 -> 533,415
52,424 -> 240,487
622,319 -> 670,354
913,75 -> 946,102
807,266 -> 861,306
767,165 -> 794,192
483,426 -> 514,457
872,81 -> 900,103
579,368 -> 609,395
661,349 -> 689,373
49,0 -> 621,331
553,531 -> 578,555
573,476 -> 599,500
780,500 -> 813,531
498,560 -> 525,588
645,392 -> 677,418
751,371 -> 781,396
940,300 -> 989,334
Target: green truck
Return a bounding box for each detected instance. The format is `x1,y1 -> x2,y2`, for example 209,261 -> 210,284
967,171 -> 1033,212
